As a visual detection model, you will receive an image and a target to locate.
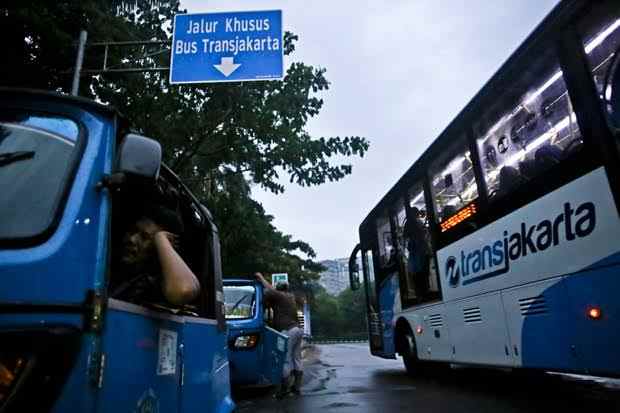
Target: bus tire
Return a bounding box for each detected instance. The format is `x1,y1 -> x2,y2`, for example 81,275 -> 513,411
401,331 -> 421,377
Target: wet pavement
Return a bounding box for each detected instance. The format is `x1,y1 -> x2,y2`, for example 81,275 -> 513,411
234,343 -> 620,413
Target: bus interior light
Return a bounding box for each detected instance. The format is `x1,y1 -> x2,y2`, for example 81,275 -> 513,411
415,325 -> 423,335
587,306 -> 602,320
440,203 -> 478,232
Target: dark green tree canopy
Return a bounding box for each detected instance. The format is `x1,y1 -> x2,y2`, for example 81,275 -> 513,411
1,0 -> 369,293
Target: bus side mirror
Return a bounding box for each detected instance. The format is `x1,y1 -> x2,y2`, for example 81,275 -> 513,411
116,134 -> 162,180
349,243 -> 361,291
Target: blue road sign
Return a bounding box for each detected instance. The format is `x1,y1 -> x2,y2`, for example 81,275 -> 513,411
170,10 -> 283,84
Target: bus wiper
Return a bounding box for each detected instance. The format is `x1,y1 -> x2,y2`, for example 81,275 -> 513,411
0,151 -> 35,167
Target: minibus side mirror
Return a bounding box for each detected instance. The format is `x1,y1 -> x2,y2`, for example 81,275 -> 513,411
348,243 -> 361,291
116,134 -> 162,180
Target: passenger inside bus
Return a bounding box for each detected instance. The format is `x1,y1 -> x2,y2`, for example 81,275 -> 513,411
403,206 -> 431,299
497,166 -> 528,198
110,205 -> 201,308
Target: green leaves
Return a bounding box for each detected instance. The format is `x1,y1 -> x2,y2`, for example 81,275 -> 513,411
309,286 -> 368,336
3,0 -> 370,295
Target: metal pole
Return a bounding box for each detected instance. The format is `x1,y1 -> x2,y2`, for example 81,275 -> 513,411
71,30 -> 88,96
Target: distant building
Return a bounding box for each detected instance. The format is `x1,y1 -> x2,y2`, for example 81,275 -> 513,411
318,258 -> 349,296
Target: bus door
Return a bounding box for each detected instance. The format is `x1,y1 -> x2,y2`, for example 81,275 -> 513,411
360,246 -> 382,355
396,183 -> 453,362
368,211 -> 400,358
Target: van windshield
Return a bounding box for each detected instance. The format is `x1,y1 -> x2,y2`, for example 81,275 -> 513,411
223,285 -> 256,319
0,112 -> 80,242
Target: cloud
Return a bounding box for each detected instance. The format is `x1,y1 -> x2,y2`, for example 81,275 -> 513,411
181,0 -> 560,260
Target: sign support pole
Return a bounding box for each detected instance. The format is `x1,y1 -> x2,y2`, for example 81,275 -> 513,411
71,30 -> 88,96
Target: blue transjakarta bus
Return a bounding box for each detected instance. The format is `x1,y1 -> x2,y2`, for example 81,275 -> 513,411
0,89 -> 234,412
348,0 -> 620,378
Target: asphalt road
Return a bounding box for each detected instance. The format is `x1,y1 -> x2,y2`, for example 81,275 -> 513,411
234,343 -> 620,413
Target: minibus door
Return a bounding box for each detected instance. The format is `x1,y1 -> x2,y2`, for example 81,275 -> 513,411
98,299 -> 184,413
258,326 -> 288,384
179,216 -> 234,413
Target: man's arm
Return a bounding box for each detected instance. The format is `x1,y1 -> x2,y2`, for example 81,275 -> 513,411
254,272 -> 274,291
154,231 -> 201,305
255,272 -> 283,302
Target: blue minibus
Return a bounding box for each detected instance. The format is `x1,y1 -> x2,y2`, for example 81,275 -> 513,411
0,88 -> 235,412
223,278 -> 287,387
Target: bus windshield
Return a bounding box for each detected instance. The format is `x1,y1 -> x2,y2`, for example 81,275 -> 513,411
0,113 -> 79,242
224,285 -> 256,319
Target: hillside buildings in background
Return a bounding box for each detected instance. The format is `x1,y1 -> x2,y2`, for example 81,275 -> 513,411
318,258 -> 350,296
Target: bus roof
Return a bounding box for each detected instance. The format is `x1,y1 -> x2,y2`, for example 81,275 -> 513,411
361,0 -> 584,230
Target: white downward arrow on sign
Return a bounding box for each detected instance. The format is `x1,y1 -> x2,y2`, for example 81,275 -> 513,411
214,57 -> 241,77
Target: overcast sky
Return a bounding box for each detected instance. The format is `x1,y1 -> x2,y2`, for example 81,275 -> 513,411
182,0 -> 560,261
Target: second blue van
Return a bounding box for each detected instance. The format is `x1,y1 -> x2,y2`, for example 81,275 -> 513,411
223,278 -> 288,387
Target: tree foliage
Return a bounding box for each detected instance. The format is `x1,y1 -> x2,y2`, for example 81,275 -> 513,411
1,0 -> 369,291
310,286 -> 368,337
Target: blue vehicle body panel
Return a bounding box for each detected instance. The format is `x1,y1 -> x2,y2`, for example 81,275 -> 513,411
98,301 -> 184,412
224,279 -> 288,386
182,317 -> 235,413
259,326 -> 288,384
521,252 -> 620,375
375,273 -> 398,359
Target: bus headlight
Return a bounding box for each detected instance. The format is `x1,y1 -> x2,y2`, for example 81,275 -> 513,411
234,334 -> 259,349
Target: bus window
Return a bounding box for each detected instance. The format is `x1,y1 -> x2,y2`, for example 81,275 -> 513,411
430,141 -> 478,231
475,53 -> 582,201
578,3 -> 620,130
376,213 -> 395,268
392,199 -> 407,266
391,199 -> 413,300
364,249 -> 378,314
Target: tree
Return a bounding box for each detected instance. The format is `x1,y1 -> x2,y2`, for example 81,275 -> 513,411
209,171 -> 325,288
2,1 -> 369,195
336,287 -> 368,334
309,288 -> 342,337
1,1 -> 369,291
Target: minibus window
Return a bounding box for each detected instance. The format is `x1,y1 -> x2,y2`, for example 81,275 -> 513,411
0,114 -> 79,241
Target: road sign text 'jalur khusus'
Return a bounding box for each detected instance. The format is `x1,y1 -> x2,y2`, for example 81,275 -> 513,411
170,10 -> 283,84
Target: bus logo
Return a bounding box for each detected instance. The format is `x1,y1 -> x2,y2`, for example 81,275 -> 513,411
445,256 -> 460,288
445,201 -> 596,287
